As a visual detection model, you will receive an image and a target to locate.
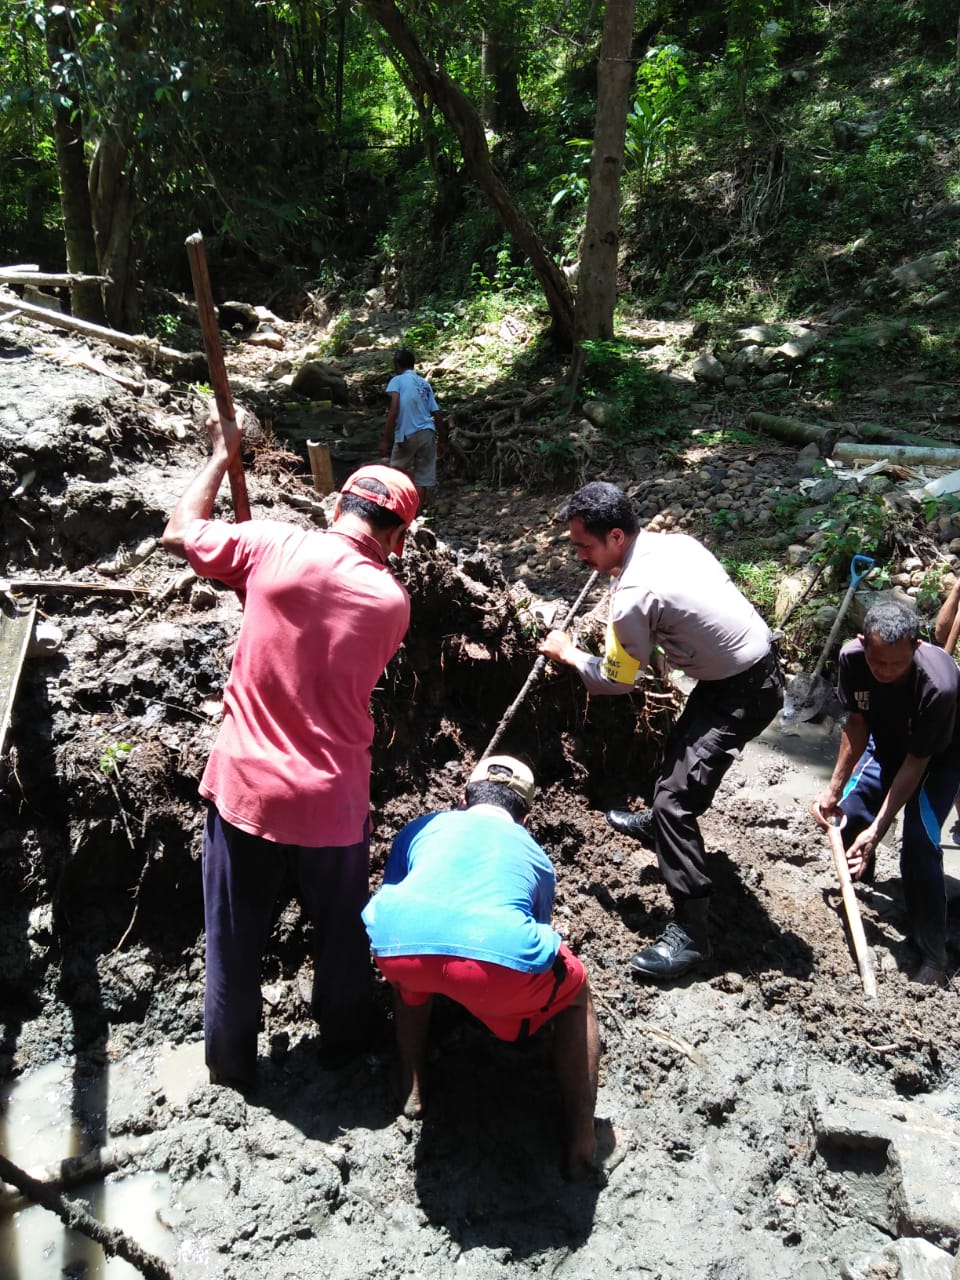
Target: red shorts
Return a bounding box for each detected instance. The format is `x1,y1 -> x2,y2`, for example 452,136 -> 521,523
374,944 -> 586,1042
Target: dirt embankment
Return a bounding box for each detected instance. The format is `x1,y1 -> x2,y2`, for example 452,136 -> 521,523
2,325 -> 960,1280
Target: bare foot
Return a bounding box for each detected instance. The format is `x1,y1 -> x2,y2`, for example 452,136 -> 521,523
392,1063 -> 425,1119
564,1117 -> 618,1182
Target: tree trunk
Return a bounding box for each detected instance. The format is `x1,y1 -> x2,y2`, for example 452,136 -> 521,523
44,6 -> 104,324
481,29 -> 529,131
89,130 -> 138,331
575,0 -> 636,343
361,0 -> 576,348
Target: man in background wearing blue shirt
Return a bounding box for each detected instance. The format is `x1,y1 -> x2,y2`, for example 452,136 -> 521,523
363,756 -> 601,1180
380,348 -> 447,508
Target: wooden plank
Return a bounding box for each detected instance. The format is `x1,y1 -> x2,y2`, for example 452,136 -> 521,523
0,598 -> 37,760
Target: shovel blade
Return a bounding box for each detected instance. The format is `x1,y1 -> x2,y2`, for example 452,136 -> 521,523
780,672 -> 830,724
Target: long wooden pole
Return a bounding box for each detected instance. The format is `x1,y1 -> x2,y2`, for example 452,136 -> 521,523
184,232 -> 251,523
826,823 -> 878,999
482,570 -> 600,759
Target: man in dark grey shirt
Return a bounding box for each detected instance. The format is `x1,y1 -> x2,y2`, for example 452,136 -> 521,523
541,481 -> 783,981
813,599 -> 960,986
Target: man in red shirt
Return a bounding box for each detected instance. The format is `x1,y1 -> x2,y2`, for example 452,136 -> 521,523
164,407 -> 418,1089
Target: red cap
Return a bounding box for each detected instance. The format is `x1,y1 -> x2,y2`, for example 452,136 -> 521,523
339,464 -> 419,555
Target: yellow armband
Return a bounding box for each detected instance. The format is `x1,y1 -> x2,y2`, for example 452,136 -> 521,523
600,616 -> 641,685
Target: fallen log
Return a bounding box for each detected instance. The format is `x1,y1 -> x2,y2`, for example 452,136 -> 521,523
0,288 -> 190,366
0,1150 -> 174,1280
745,412 -> 831,448
832,442 -> 960,468
0,268 -> 110,288
746,411 -> 939,453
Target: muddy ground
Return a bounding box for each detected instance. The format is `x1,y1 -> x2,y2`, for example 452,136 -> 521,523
2,316 -> 960,1280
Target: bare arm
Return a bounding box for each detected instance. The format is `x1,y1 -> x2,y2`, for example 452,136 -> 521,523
539,628 -> 636,696
380,392 -> 399,458
162,407 -> 244,559
934,577 -> 960,648
813,711 -> 869,824
433,408 -> 449,457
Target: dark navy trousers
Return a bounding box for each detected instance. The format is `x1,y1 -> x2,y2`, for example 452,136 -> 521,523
839,747 -> 960,967
203,806 -> 371,1084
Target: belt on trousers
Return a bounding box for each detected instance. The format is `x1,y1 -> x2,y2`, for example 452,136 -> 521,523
711,645 -> 781,693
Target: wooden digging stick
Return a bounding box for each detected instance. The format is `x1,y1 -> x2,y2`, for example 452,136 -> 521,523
826,821 -> 878,999
481,570 -> 600,759
184,232 -> 251,523
946,607 -> 960,657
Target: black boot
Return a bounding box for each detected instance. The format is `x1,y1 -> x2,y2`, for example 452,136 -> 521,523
629,898 -> 712,981
605,808 -> 656,849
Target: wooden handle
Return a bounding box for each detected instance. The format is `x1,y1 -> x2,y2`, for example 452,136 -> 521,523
481,570 -> 600,759
946,607 -> 960,657
826,824 -> 878,999
184,232 -> 251,523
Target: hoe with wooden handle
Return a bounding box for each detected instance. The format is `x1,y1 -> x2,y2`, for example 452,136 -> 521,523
185,231 -> 251,523
821,810 -> 878,999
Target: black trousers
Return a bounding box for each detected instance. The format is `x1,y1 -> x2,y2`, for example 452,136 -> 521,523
650,648 -> 784,904
203,807 -> 372,1084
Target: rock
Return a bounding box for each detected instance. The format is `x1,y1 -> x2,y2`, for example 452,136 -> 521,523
776,329 -> 819,362
732,324 -> 783,349
813,1091 -> 960,1242
843,1237 -> 955,1280
891,252 -> 951,289
815,605 -> 838,629
582,399 -> 615,428
692,353 -> 725,385
26,620 -> 62,657
832,109 -> 885,147
291,361 -> 349,405
247,331 -> 285,350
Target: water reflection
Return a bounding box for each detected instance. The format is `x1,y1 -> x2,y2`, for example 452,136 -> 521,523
0,1053 -> 193,1278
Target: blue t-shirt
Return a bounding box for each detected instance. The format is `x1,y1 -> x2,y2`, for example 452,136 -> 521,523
362,808 -> 560,972
386,368 -> 439,442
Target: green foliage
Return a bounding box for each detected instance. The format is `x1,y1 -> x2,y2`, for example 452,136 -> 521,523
148,312 -> 181,340
100,741 -> 132,775
624,45 -> 692,195
579,339 -> 679,440
811,491 -> 897,565
720,556 -> 781,614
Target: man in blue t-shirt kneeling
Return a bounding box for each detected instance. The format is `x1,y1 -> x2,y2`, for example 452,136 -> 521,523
363,755 -> 601,1179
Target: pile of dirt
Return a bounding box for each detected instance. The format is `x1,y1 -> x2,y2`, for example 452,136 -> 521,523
3,325 -> 960,1280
